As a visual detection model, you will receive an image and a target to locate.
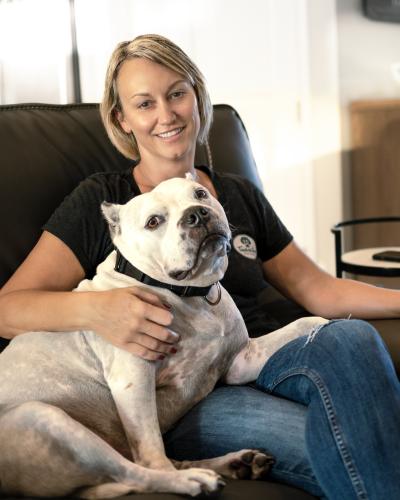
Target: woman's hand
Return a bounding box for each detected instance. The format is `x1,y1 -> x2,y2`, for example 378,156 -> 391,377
84,286 -> 178,361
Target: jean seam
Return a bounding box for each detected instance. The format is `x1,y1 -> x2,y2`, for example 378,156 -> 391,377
267,368 -> 369,500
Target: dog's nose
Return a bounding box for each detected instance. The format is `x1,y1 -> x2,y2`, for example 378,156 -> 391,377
180,206 -> 210,227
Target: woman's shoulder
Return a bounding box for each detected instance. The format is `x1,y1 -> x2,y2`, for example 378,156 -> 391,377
212,168 -> 262,194
75,167 -> 138,204
211,169 -> 269,214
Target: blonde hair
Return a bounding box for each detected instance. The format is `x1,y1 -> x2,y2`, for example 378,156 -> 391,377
100,34 -> 213,160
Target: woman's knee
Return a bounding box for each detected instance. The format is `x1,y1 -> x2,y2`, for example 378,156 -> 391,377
304,319 -> 393,375
319,319 -> 384,351
257,319 -> 389,391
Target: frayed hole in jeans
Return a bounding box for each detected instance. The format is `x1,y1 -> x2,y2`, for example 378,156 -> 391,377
303,315 -> 352,346
304,323 -> 327,345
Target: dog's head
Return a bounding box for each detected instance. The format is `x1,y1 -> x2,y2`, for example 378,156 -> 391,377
101,175 -> 231,287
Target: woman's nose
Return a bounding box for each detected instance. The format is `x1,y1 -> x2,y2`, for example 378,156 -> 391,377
158,101 -> 176,125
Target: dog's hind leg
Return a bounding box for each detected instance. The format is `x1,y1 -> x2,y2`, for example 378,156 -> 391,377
0,401 -> 223,498
0,401 -> 148,497
76,482 -> 140,499
171,449 -> 274,480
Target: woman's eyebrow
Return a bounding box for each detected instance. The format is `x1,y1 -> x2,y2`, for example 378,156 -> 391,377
130,79 -> 189,100
130,92 -> 151,99
167,79 -> 189,90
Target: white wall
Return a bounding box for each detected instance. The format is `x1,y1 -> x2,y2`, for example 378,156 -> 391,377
0,0 -> 74,103
306,0 -> 342,273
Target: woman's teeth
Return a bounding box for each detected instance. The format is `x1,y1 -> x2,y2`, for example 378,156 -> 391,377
157,127 -> 183,139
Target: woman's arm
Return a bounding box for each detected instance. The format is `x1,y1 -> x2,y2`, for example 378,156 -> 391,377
0,231 -> 178,360
262,241 -> 400,319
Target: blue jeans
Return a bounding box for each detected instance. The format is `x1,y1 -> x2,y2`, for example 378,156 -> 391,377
164,320 -> 400,499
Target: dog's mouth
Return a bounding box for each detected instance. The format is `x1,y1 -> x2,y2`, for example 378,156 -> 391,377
169,232 -> 231,281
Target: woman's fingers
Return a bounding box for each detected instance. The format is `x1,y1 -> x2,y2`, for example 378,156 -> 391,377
122,330 -> 179,361
129,286 -> 172,312
90,286 -> 180,360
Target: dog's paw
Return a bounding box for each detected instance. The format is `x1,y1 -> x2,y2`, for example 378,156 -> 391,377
173,468 -> 225,497
227,449 -> 275,480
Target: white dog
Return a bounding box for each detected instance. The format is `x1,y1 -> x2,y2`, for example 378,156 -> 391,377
0,176 -> 327,498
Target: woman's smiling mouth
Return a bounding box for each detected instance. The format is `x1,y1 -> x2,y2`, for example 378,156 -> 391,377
156,127 -> 185,139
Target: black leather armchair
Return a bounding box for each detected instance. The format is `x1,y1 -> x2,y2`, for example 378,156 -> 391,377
0,102 -> 398,499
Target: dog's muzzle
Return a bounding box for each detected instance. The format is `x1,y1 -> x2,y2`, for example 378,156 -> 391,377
179,205 -> 211,228
177,205 -> 231,254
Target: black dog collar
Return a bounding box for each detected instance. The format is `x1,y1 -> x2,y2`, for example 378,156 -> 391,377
114,249 -> 214,298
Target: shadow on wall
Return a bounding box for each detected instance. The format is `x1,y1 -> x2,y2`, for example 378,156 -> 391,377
312,150 -> 342,276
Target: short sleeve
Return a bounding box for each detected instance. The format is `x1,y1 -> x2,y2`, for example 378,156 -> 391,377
43,170 -> 136,278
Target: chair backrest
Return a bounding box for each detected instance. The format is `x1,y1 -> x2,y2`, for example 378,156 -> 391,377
0,103 -> 261,287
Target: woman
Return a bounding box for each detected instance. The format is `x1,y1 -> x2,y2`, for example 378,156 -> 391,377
1,34 -> 400,499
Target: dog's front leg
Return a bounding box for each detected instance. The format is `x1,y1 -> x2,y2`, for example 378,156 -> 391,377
104,349 -> 174,471
224,317 -> 329,385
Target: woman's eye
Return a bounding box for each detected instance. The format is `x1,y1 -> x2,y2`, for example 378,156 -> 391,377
194,188 -> 208,200
138,100 -> 152,110
145,215 -> 163,230
170,91 -> 185,100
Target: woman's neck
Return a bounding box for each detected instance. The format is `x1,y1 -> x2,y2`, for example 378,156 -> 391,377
132,162 -> 217,198
133,162 -> 198,193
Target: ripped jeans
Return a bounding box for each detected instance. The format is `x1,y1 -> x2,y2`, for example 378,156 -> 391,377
165,320 -> 400,499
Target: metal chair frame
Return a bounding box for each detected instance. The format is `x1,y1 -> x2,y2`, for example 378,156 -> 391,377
331,216 -> 400,278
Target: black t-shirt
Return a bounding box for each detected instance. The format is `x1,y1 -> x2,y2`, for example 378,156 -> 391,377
44,166 -> 293,336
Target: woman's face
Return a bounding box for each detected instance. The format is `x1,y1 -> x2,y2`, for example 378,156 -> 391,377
116,57 -> 200,168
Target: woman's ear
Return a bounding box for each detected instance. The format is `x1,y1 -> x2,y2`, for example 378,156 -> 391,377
116,109 -> 131,133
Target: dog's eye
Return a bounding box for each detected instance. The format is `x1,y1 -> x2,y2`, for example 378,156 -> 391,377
194,188 -> 208,200
145,215 -> 163,230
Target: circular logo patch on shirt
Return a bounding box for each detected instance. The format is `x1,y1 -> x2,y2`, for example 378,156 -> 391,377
233,234 -> 257,260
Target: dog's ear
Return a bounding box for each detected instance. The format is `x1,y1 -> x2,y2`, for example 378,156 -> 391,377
185,172 -> 196,182
101,201 -> 121,236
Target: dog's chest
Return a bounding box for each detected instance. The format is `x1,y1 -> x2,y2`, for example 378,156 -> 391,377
155,338 -> 229,433
156,334 -> 225,387
157,294 -> 241,380
153,294 -> 247,431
